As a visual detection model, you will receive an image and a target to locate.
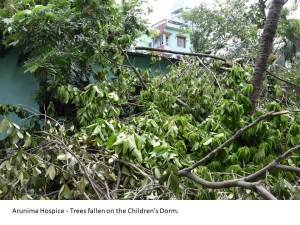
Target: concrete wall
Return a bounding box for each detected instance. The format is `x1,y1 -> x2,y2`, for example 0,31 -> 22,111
163,27 -> 191,53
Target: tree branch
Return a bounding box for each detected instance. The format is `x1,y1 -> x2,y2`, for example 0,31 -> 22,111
180,144 -> 300,200
135,47 -> 228,62
254,185 -> 277,200
244,144 -> 300,181
52,137 -> 107,200
197,57 -> 221,89
116,159 -> 155,184
179,110 -> 291,175
175,96 -> 204,122
183,171 -> 276,200
274,164 -> 300,175
267,71 -> 300,94
123,51 -> 147,89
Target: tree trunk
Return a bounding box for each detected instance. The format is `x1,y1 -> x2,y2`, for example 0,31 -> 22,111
250,0 -> 286,110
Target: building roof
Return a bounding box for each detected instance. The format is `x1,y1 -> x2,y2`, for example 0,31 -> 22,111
152,19 -> 187,33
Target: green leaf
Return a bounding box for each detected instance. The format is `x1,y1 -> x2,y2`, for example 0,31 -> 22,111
59,184 -> 72,199
108,92 -> 119,101
0,118 -> 11,134
19,172 -> 24,184
77,178 -> 87,193
154,167 -> 161,179
113,133 -> 127,146
23,133 -> 32,147
129,135 -> 143,162
167,171 -> 179,193
134,134 -> 145,150
92,125 -> 101,136
57,154 -> 67,161
46,165 -> 56,180
106,134 -> 117,148
215,133 -> 225,138
132,147 -> 143,162
11,131 -> 20,145
32,5 -> 46,13
203,138 -> 213,146
17,131 -> 24,139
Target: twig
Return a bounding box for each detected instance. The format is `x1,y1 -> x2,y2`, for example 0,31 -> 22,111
83,192 -> 91,200
133,183 -> 163,200
113,162 -> 122,199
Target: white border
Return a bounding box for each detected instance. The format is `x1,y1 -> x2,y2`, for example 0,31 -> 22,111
0,200 -> 299,225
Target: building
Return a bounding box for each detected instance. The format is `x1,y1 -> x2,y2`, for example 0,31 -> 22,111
136,1 -> 192,58
150,19 -> 191,56
170,0 -> 191,22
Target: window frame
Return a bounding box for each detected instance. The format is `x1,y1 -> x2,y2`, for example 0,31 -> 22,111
177,36 -> 186,48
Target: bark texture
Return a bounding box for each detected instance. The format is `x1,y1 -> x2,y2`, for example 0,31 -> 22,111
250,0 -> 286,109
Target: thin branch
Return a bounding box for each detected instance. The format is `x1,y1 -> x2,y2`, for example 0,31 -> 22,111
52,138 -> 106,200
123,51 -> 147,89
116,159 -> 155,183
175,96 -> 204,122
179,110 -> 291,175
135,47 -> 228,62
197,57 -> 221,89
113,162 -> 122,199
267,71 -> 300,94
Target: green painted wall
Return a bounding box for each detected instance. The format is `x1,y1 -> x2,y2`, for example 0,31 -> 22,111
0,51 -> 175,139
128,53 -> 176,75
0,52 -> 174,110
0,51 -> 173,114
0,50 -> 39,139
0,50 -> 39,110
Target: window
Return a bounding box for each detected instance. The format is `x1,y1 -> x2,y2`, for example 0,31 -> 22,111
159,35 -> 164,45
177,36 -> 186,48
154,35 -> 163,47
166,36 -> 169,46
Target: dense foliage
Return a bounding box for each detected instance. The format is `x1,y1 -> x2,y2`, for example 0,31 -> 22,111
0,0 -> 300,200
182,0 -> 300,62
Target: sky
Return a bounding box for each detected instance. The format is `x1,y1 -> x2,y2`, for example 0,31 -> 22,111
146,0 -> 210,23
145,0 -> 300,24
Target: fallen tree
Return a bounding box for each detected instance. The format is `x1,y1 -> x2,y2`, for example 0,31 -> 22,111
0,0 -> 300,200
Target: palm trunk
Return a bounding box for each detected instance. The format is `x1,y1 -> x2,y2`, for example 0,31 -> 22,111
250,0 -> 286,110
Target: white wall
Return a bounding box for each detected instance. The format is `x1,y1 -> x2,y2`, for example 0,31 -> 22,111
163,28 -> 191,53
